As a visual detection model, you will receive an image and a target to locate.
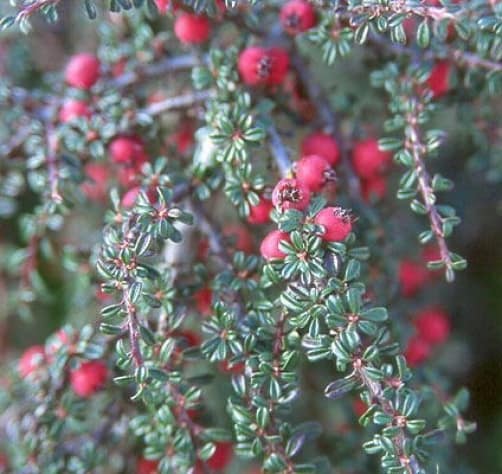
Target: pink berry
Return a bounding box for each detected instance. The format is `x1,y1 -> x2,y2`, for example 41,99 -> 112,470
300,132 -> 340,166
414,307 -> 450,345
121,186 -> 141,208
314,207 -> 352,242
136,458 -> 159,474
238,47 -> 290,87
109,135 -> 148,168
296,154 -> 333,192
65,53 -> 101,90
248,197 -> 273,224
352,138 -> 391,179
404,336 -> 431,367
272,178 -> 311,212
154,0 -> 170,14
280,0 -> 316,35
206,442 -> 233,470
427,61 -> 452,99
398,259 -> 429,297
223,225 -> 254,253
18,345 -> 45,378
81,163 -> 109,202
70,360 -> 108,397
260,230 -> 290,261
194,287 -> 212,317
361,175 -> 387,202
174,13 -> 211,45
59,99 -> 91,123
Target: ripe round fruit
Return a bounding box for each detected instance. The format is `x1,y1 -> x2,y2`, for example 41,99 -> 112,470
109,135 -> 148,167
65,53 -> 101,90
427,61 -> 452,99
136,458 -> 159,474
59,99 -> 91,123
81,163 -> 109,202
404,336 -> 430,367
238,46 -> 290,87
207,442 -> 233,470
18,345 -> 45,378
314,207 -> 352,242
248,197 -> 273,224
301,132 -> 340,166
361,175 -> 387,202
280,0 -> 316,35
70,360 -> 108,397
414,307 -> 450,345
174,13 -> 211,45
398,259 -> 429,297
260,230 -> 290,261
296,154 -> 333,192
224,225 -> 254,253
194,287 -> 212,317
352,138 -> 391,179
272,178 -> 311,212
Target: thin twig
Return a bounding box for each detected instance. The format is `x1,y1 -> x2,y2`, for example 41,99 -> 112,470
267,124 -> 292,178
142,90 -> 214,117
405,98 -> 454,280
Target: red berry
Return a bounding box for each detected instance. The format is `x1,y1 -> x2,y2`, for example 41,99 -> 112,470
121,186 -> 141,208
414,307 -> 450,345
361,175 -> 387,202
272,178 -> 311,212
300,132 -> 340,166
70,360 -> 108,397
154,0 -> 170,14
207,442 -> 233,470
59,99 -> 91,123
174,13 -> 211,45
398,259 -> 429,297
280,0 -> 316,35
223,225 -> 254,253
109,135 -> 148,168
404,336 -> 431,367
352,138 -> 391,179
422,244 -> 442,266
194,287 -> 212,317
176,329 -> 202,348
238,46 -> 289,87
136,458 -> 159,474
65,53 -> 101,90
427,61 -> 452,99
168,122 -> 195,154
314,207 -> 352,242
352,398 -> 368,418
260,230 -> 290,261
248,197 -> 273,224
296,154 -> 333,192
18,345 -> 45,378
81,163 -> 109,202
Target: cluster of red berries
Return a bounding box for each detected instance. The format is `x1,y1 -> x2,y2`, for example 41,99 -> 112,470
60,52 -> 101,124
259,131 -> 354,261
404,307 -> 451,367
18,331 -> 108,398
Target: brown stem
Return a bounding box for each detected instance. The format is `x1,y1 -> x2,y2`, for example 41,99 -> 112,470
353,363 -> 420,474
405,99 -> 454,280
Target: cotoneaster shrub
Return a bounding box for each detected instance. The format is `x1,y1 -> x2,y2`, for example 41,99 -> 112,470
1,1 -> 500,473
